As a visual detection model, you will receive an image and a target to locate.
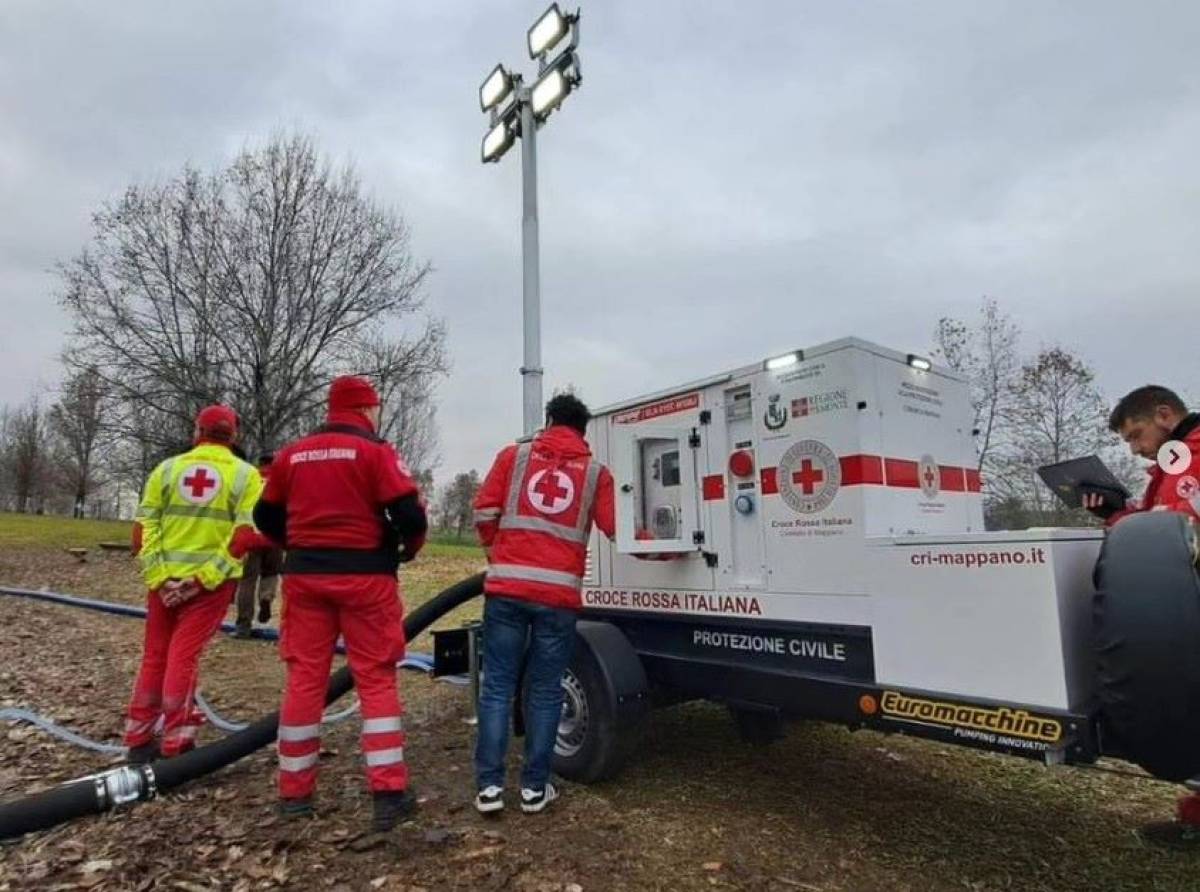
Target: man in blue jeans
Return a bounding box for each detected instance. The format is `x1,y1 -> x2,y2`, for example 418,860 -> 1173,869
472,394 -> 616,814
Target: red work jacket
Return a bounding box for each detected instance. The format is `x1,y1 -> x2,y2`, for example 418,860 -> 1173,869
1108,414 -> 1200,526
474,426 -> 615,610
263,411 -> 423,572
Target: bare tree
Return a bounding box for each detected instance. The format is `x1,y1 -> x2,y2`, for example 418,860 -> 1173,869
1,397 -> 50,513
48,370 -> 109,516
58,132 -> 444,460
348,332 -> 447,474
990,347 -> 1113,525
438,471 -> 481,540
932,296 -> 1020,473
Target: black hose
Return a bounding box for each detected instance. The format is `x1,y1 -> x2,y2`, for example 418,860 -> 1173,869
0,572 -> 484,841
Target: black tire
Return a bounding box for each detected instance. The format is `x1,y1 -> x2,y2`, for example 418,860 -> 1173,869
551,642 -> 645,783
1094,512 -> 1200,781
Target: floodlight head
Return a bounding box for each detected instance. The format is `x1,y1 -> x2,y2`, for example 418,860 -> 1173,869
481,119 -> 516,163
907,354 -> 932,371
765,351 -> 803,371
479,64 -> 514,112
528,3 -> 571,58
530,51 -> 581,120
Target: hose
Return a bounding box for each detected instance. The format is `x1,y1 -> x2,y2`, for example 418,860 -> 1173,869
0,572 -> 484,841
0,709 -> 127,756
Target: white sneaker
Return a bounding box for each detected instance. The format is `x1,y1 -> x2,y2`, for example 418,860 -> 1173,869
475,785 -> 504,814
520,782 -> 559,814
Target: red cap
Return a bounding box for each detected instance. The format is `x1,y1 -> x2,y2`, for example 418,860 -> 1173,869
195,404 -> 238,442
328,375 -> 381,413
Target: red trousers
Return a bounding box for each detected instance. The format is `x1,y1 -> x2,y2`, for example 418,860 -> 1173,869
277,575 -> 407,800
124,582 -> 235,755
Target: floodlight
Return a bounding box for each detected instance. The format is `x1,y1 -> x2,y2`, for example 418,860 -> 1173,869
531,69 -> 568,117
480,64 -> 514,112
528,3 -> 570,58
907,354 -> 932,371
765,351 -> 803,371
482,120 -> 516,163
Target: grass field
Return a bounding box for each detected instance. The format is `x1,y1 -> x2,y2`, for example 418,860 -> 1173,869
0,511 -> 480,557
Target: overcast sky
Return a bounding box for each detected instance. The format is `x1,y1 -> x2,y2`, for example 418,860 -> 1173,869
2,1 -> 1198,478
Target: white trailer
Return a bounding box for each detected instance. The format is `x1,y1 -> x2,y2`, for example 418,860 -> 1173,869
438,337 -> 1200,784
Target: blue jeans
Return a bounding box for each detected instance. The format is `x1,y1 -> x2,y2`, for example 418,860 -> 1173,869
474,595 -> 577,791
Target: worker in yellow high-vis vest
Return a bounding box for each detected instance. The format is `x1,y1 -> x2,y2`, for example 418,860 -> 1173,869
123,405 -> 264,763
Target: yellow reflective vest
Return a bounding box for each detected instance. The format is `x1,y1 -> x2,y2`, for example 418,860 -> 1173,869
135,443 -> 264,592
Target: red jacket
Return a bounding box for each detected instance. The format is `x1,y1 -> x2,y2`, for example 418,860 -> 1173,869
1108,414 -> 1200,526
260,411 -> 425,572
475,425 -> 615,610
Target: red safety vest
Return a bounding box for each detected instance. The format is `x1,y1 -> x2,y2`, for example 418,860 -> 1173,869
474,426 -> 615,610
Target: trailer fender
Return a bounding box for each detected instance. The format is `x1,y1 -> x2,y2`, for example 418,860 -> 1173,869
552,621 -> 651,783
575,620 -> 650,722
1094,511 -> 1200,781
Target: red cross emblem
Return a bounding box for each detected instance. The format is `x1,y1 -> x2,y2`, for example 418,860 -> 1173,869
918,454 -> 940,500
178,463 -> 221,505
526,469 -> 576,515
792,459 -> 825,495
1177,475 -> 1199,500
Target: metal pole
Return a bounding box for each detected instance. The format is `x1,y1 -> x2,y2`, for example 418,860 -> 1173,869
518,90 -> 543,437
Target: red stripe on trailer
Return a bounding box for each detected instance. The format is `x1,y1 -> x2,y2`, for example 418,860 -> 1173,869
884,459 -> 920,488
702,475 -> 725,501
840,455 -> 884,486
761,458 -> 983,494
939,466 -> 967,492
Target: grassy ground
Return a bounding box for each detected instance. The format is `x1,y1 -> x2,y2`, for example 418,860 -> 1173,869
2,521 -> 1200,889
0,512 -> 133,549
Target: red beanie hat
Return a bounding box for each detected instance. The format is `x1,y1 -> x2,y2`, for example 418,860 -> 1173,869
328,376 -> 381,413
195,404 -> 238,442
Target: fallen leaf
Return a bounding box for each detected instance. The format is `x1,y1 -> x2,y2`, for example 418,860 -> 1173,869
370,877 -> 390,889
702,862 -> 723,872
80,859 -> 114,874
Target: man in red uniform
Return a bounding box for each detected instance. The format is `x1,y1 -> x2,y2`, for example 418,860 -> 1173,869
1085,386 -> 1200,525
472,393 -> 615,814
253,376 -> 427,831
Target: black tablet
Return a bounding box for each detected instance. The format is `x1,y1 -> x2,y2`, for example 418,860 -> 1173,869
1037,455 -> 1132,510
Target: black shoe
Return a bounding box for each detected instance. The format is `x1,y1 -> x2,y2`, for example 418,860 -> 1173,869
520,782 -> 559,814
257,599 -> 272,624
126,742 -> 160,765
232,625 -> 253,640
371,790 -> 417,832
475,785 -> 504,814
278,797 -> 315,820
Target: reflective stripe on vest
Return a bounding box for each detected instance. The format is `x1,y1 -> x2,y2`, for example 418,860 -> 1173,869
486,563 -> 583,588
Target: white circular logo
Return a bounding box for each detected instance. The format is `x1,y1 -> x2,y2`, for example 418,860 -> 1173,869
918,454 -> 940,500
177,463 -> 222,506
1158,440 -> 1193,475
778,439 -> 841,514
526,469 -> 576,515
1177,475 -> 1199,500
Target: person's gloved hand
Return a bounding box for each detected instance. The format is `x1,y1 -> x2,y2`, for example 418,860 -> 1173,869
160,578 -> 202,607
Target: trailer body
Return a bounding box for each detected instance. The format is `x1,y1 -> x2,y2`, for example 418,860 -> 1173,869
578,338 -> 1104,766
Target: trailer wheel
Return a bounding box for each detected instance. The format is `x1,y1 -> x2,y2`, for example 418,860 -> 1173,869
1094,512 -> 1200,781
552,622 -> 650,784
